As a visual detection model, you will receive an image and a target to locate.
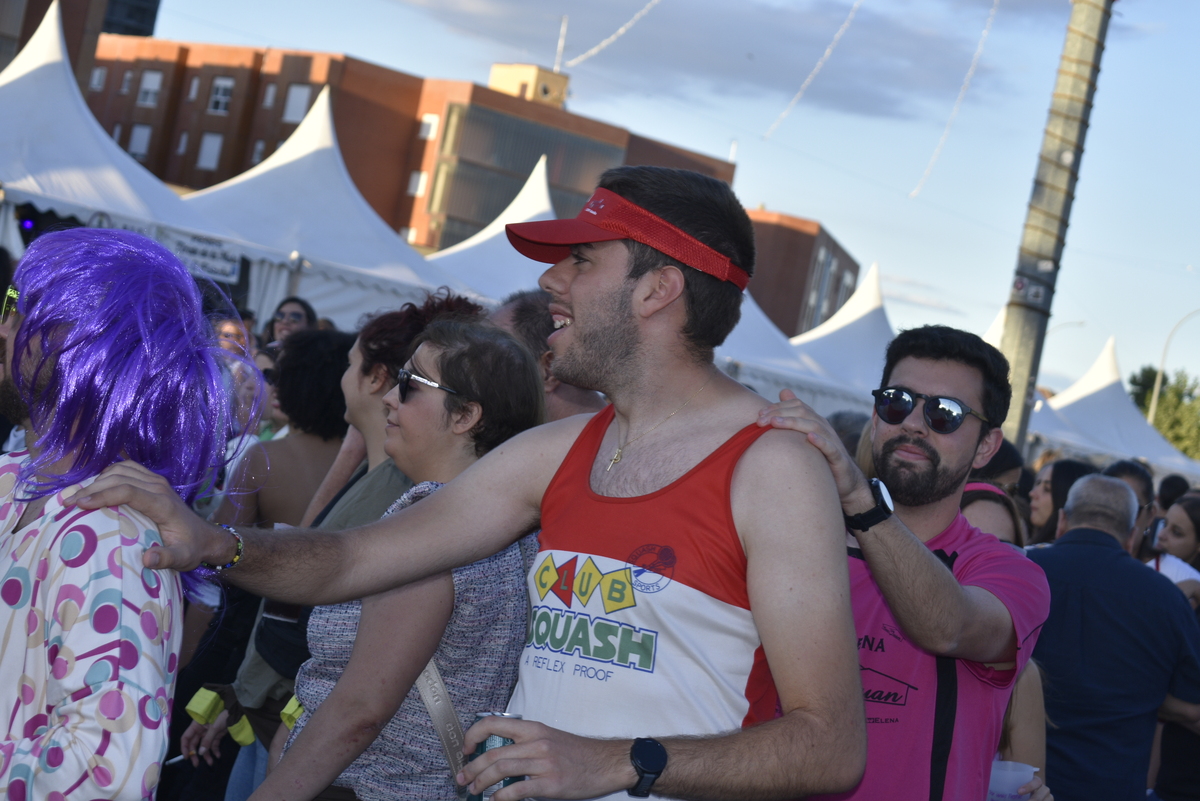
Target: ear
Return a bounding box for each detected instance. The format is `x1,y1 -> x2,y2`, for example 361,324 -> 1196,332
539,350 -> 560,394
449,401 -> 482,436
634,265 -> 685,319
367,363 -> 390,394
1055,508 -> 1068,539
971,426 -> 1005,470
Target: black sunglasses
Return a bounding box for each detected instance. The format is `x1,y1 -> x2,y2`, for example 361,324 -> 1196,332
871,387 -> 989,434
396,368 -> 457,403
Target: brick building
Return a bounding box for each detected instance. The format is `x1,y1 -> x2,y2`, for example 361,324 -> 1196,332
86,35 -> 735,252
747,208 -> 860,338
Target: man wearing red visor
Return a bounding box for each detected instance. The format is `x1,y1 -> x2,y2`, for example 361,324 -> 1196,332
74,167 -> 866,800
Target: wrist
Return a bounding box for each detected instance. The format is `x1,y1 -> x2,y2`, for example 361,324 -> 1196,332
843,483 -> 877,517
204,523 -> 241,568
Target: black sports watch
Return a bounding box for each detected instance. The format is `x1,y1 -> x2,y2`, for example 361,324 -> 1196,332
843,478 -> 894,532
628,738 -> 668,797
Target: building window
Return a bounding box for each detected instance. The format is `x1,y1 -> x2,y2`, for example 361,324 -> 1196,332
112,123 -> 123,143
282,84 -> 312,123
262,83 -> 277,109
208,77 -> 234,114
88,66 -> 107,92
196,132 -> 224,171
187,75 -> 200,101
118,70 -> 133,94
176,131 -> 189,155
136,70 -> 162,107
127,124 -> 152,160
250,139 -> 266,165
407,171 -> 428,198
418,113 -> 439,141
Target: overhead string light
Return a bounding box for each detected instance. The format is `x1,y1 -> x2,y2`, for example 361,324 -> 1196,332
764,0 -> 865,141
909,0 -> 1001,198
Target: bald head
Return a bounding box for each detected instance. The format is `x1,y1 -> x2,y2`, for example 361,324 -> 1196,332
1062,474 -> 1138,542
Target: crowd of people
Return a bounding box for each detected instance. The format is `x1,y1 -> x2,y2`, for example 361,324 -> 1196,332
0,165 -> 1198,801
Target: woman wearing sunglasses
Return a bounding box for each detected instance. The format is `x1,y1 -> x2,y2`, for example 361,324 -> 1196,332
253,319 -> 544,801
267,296 -> 318,348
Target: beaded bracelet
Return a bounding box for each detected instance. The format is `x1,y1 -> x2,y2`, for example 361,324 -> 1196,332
193,525 -> 244,581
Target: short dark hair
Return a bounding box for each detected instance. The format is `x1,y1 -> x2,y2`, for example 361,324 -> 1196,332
881,325 -> 1012,432
598,166 -> 755,362
275,296 -> 318,327
275,330 -> 355,440
1102,459 -> 1154,506
358,289 -> 485,383
498,289 -> 555,357
1159,474 -> 1191,510
411,320 -> 544,457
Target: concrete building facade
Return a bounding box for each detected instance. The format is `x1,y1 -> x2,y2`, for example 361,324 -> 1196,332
748,208 -> 860,338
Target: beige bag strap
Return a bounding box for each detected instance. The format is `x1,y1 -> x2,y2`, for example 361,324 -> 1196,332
416,658 -> 468,780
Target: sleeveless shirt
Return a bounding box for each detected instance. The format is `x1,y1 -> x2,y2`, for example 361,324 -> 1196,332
507,405 -> 777,764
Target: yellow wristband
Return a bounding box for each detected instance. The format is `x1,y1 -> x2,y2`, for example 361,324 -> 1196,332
280,695 -> 305,730
185,688 -> 224,725
227,713 -> 256,746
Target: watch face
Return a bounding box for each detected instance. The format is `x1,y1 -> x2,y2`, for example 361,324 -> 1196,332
873,479 -> 894,512
632,738 -> 668,773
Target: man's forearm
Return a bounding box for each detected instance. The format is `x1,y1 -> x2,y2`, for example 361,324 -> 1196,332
853,517 -> 975,654
211,524 -> 360,605
653,709 -> 865,800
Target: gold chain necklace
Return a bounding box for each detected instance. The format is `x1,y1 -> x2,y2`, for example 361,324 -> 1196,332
607,372 -> 715,471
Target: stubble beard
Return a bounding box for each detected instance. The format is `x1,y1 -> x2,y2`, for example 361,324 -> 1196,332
550,282 -> 641,394
874,434 -> 971,508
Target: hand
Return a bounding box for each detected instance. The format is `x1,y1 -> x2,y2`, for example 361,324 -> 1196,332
757,390 -> 871,508
1019,772 -> 1052,801
180,710 -> 229,767
65,461 -> 231,570
457,717 -> 632,801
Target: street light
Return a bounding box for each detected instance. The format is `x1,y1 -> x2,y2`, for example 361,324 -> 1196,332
1147,308 -> 1200,425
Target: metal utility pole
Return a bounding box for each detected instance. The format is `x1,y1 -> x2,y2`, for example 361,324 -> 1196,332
1000,0 -> 1115,449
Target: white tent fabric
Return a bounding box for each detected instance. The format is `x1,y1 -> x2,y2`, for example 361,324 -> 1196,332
1043,337 -> 1200,481
0,202 -> 25,260
428,155 -> 555,301
790,263 -> 893,396
185,85 -> 474,326
0,1 -> 252,281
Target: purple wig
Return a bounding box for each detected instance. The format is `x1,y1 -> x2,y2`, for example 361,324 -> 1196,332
11,229 -> 255,595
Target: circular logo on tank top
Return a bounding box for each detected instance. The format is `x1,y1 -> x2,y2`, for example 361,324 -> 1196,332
627,544 -> 676,593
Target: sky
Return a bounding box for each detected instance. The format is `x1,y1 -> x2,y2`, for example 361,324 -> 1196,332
155,0 -> 1200,393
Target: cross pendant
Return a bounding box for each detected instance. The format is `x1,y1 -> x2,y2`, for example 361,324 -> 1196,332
606,448 -> 623,472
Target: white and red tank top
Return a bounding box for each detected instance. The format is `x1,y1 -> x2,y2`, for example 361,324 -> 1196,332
507,406 -> 776,794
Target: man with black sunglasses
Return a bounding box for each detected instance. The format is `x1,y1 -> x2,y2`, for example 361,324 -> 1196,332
759,325 -> 1052,801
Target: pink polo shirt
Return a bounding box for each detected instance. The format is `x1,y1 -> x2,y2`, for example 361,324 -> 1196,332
816,513 -> 1049,801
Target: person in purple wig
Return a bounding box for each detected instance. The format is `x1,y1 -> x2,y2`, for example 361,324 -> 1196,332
0,228 -> 249,800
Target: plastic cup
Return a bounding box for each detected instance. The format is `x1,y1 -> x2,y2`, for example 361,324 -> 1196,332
987,760 -> 1038,801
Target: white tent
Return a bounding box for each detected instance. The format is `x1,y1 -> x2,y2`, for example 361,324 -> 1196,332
790,263 -> 893,397
0,0 -> 253,282
428,155 -> 555,301
185,85 -> 475,329
1042,337 -> 1200,481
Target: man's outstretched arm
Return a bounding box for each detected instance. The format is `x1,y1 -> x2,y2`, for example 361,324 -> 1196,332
69,417 -> 585,605
458,428 -> 866,800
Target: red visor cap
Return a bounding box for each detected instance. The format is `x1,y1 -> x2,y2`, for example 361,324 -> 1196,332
505,188 -> 750,290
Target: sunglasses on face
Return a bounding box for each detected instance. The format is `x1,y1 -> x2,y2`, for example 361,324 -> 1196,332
871,387 -> 989,434
396,369 -> 457,403
275,310 -> 306,324
1,286 -> 19,325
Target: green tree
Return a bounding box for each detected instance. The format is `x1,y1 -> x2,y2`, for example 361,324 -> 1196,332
1130,365 -> 1200,459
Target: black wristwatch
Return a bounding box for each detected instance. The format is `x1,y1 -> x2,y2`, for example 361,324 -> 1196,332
843,478 -> 894,532
629,738 -> 668,797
